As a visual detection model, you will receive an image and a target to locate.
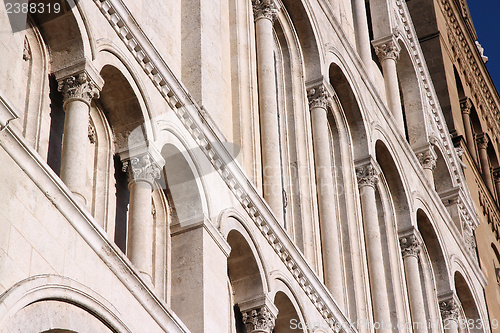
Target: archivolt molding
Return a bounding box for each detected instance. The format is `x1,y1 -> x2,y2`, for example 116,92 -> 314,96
92,0 -> 352,330
0,275 -> 131,332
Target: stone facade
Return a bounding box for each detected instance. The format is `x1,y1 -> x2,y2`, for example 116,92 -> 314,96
0,0 -> 495,332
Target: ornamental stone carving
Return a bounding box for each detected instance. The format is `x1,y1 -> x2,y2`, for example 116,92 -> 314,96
417,146 -> 438,171
122,154 -> 161,186
242,306 -> 276,333
460,97 -> 473,115
399,234 -> 421,258
373,38 -> 401,62
475,133 -> 489,150
439,299 -> 460,322
492,167 -> 500,183
252,0 -> 278,21
307,85 -> 331,110
355,163 -> 378,188
57,73 -> 100,106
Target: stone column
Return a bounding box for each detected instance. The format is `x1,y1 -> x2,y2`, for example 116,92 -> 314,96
58,73 -> 100,204
307,85 -> 344,308
492,167 -> 500,202
241,305 -> 277,333
123,154 -> 161,283
400,234 -> 428,333
439,299 -> 460,333
460,98 -> 476,160
373,37 -> 405,131
417,146 -> 437,187
252,0 -> 284,223
356,162 -> 392,333
352,0 -> 372,72
476,133 -> 494,194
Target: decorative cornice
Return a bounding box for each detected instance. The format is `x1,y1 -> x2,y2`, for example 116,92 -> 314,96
252,0 -> 278,22
57,73 -> 100,107
439,299 -> 460,322
122,154 -> 161,186
373,36 -> 401,62
440,0 -> 500,140
241,306 -> 277,333
355,162 -> 378,188
417,146 -> 438,171
307,84 -> 331,110
399,234 -> 421,258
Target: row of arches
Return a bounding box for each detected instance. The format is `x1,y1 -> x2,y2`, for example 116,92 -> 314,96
0,0 -> 488,332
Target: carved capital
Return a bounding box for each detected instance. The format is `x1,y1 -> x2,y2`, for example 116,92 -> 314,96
242,306 -> 277,333
122,154 -> 161,186
373,38 -> 401,62
356,163 -> 379,188
307,85 -> 331,110
252,0 -> 278,21
439,299 -> 460,322
460,98 -> 473,115
57,72 -> 100,107
399,234 -> 421,258
417,146 -> 438,171
492,167 -> 500,183
475,133 -> 489,150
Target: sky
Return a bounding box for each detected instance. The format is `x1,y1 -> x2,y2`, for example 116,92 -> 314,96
467,0 -> 500,92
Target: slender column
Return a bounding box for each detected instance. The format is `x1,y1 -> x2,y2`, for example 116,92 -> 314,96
439,299 -> 460,333
123,154 -> 161,283
356,162 -> 392,333
308,85 -> 344,308
492,167 -> 500,202
373,37 -> 405,131
417,146 -> 437,187
241,305 -> 277,333
400,234 -> 428,333
476,133 -> 495,194
58,73 -> 99,204
252,0 -> 284,223
460,98 -> 476,160
352,0 -> 372,72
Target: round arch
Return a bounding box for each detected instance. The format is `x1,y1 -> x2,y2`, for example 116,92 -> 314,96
416,208 -> 452,295
269,273 -> 308,333
279,0 -> 323,82
327,59 -> 371,161
220,212 -> 271,296
396,39 -> 428,148
0,275 -> 131,333
94,40 -> 156,141
374,138 -> 413,231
